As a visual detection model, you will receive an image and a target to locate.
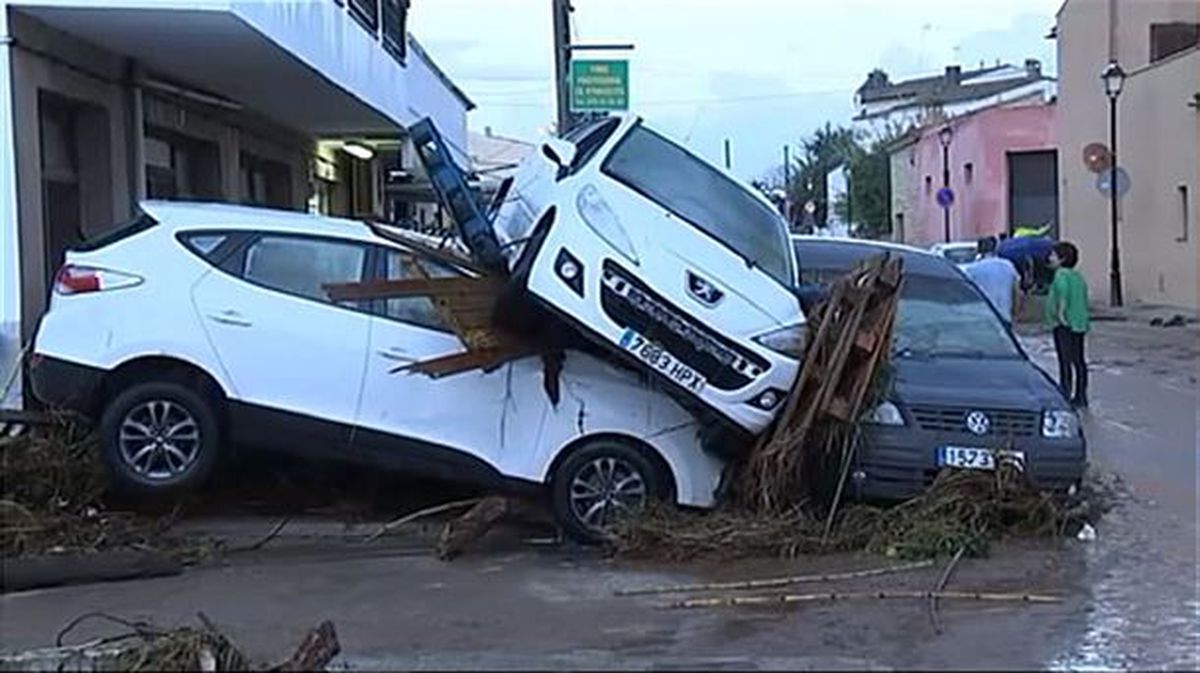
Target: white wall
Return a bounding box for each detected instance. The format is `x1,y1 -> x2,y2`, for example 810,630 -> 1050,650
0,8 -> 22,408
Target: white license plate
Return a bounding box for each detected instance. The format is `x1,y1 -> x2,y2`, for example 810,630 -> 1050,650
619,329 -> 706,393
937,447 -> 1026,471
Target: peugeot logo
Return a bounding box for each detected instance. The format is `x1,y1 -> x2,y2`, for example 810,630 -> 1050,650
686,271 -> 724,307
965,410 -> 991,436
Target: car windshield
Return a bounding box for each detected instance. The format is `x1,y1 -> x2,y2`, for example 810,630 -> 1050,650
602,124 -> 793,286
894,274 -> 1022,359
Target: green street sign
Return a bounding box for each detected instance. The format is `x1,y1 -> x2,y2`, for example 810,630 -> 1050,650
571,60 -> 629,112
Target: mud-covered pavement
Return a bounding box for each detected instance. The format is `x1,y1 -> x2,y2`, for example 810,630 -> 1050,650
1,318 -> 1196,670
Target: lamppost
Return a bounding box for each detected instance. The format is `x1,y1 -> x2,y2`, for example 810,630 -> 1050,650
1102,60 -> 1126,307
938,125 -> 953,243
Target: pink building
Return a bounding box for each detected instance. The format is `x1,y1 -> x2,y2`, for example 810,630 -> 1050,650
890,101 -> 1058,247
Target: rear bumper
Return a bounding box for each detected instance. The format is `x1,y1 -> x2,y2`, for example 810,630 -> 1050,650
28,355 -> 104,416
853,425 -> 1086,500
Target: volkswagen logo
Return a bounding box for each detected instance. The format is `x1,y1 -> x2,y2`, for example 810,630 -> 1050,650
965,410 -> 991,436
686,271 -> 724,307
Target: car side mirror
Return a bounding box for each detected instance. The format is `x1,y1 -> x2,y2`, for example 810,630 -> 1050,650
541,138 -> 577,179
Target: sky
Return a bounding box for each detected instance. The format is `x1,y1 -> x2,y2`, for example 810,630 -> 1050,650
410,0 -> 1064,181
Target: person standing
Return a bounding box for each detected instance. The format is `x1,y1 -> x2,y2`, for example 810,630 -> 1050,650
963,235 -> 1022,325
1045,241 -> 1090,407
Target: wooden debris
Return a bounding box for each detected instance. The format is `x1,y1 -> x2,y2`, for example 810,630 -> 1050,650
665,589 -> 1063,610
614,559 -> 935,596
366,498 -> 484,542
740,253 -> 904,513
436,496 -> 512,560
272,621 -> 340,672
929,545 -> 967,634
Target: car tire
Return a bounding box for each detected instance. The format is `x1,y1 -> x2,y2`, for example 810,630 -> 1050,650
98,381 -> 220,496
550,438 -> 668,544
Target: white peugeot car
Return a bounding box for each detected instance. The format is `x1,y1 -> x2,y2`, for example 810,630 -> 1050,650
28,201 -> 725,541
413,115 -> 805,437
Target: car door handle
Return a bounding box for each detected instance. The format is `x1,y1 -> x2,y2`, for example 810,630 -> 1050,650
376,347 -> 416,363
207,310 -> 252,327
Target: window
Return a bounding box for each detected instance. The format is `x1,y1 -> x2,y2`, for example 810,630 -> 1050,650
893,275 -> 1020,359
381,0 -> 408,62
924,175 -> 933,194
797,268 -> 1019,359
348,0 -> 380,34
964,162 -> 974,185
1150,23 -> 1200,63
1179,184 -> 1191,243
602,124 -> 793,286
242,236 -> 366,303
378,248 -> 460,331
562,117 -> 620,175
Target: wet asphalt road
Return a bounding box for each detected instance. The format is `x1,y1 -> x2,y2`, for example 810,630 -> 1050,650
1021,320 -> 1199,670
1,319 -> 1196,670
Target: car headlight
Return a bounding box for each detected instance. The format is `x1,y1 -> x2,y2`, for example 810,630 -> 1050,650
753,322 -> 807,359
576,184 -> 639,265
1042,409 -> 1080,438
866,400 -> 905,426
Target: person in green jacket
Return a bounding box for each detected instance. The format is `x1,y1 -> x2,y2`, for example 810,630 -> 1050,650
1045,241 -> 1090,407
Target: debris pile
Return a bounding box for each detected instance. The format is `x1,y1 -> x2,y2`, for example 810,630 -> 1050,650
40,612 -> 338,671
0,416 -> 169,558
613,252 -> 1093,561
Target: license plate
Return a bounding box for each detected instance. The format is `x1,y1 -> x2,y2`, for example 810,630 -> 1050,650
937,447 -> 1026,471
619,328 -> 706,393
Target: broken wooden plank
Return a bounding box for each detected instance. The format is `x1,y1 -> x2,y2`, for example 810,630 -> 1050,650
324,276 -> 504,302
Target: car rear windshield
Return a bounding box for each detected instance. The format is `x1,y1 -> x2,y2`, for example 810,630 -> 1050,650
72,214 -> 157,251
602,124 -> 793,286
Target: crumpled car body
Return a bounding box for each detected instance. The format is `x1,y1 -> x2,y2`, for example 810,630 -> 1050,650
478,115 -> 806,435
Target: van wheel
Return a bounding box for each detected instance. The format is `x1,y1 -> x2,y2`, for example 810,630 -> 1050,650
551,439 -> 667,544
98,382 -> 219,495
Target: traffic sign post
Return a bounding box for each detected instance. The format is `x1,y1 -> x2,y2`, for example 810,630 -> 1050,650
570,60 -> 629,112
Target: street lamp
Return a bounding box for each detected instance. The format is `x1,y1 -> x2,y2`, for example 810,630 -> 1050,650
938,125 -> 953,243
1102,59 -> 1126,307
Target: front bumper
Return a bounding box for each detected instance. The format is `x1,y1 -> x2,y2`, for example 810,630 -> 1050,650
28,355 -> 104,416
852,425 -> 1086,500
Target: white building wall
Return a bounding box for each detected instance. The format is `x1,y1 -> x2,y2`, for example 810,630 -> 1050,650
0,7 -> 22,408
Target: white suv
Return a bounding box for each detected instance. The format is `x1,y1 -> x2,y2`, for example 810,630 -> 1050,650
28,201 -> 725,541
415,115 -> 805,436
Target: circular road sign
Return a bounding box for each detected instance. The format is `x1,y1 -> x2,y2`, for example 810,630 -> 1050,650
936,187 -> 955,208
1096,167 -> 1131,197
1083,142 -> 1112,174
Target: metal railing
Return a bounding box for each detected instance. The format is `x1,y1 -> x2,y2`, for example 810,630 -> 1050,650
338,0 -> 407,65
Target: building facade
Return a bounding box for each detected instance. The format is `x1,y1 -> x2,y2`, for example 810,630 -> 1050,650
1055,0 -> 1199,310
889,100 -> 1058,247
0,0 -> 472,409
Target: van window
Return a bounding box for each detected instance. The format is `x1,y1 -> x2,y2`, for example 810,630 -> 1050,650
242,235 -> 366,304
603,124 -> 793,286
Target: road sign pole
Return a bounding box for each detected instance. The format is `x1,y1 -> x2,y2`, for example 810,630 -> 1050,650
1108,93 -> 1123,307
942,143 -> 951,243
552,0 -> 572,134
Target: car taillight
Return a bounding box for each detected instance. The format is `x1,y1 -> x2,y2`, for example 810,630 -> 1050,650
54,264 -> 143,295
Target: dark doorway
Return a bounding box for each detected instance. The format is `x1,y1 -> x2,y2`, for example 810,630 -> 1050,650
1007,150 -> 1059,238
38,94 -> 83,277
144,128 -> 221,200
240,153 -> 292,209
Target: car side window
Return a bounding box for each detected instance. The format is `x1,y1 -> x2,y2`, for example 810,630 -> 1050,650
242,235 -> 367,304
379,248 -> 461,331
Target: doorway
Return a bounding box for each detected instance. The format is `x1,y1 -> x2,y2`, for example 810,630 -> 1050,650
1007,150 -> 1059,238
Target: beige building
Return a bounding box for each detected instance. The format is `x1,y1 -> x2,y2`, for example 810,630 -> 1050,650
1055,0 -> 1199,310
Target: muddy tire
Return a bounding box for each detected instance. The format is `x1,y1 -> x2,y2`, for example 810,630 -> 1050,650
98,381 -> 220,496
550,439 -> 667,544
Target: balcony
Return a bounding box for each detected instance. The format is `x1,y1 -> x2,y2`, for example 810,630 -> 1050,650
8,0 -> 469,155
